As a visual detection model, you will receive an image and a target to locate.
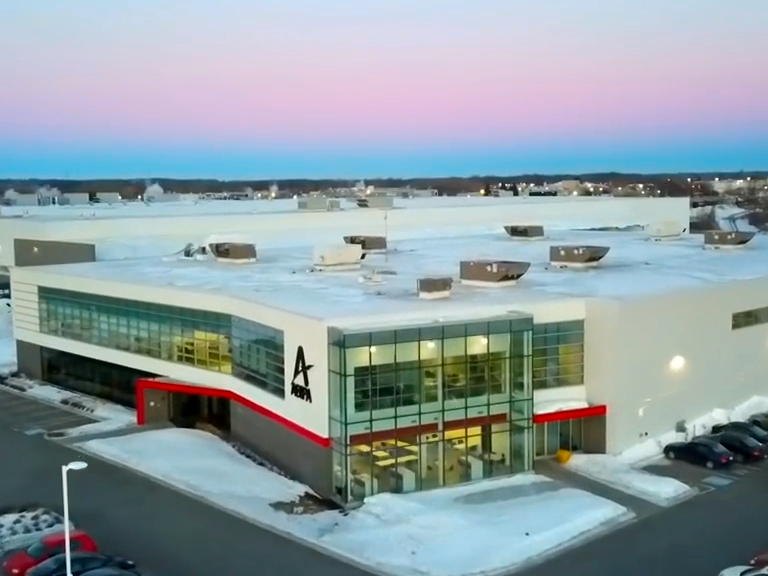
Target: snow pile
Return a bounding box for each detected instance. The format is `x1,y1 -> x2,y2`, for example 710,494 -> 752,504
0,299 -> 17,375
78,428 -> 632,576
714,205 -> 758,233
0,507 -> 66,547
620,396 -> 768,465
321,475 -> 631,576
534,400 -> 589,415
5,377 -> 135,437
566,454 -> 694,506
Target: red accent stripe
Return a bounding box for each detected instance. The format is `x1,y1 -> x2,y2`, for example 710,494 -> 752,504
533,404 -> 607,424
135,377 -> 330,448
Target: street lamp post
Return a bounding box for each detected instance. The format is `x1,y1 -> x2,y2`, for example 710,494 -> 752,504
61,461 -> 88,576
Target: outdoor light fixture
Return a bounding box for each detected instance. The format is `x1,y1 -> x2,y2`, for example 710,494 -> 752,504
669,355 -> 686,372
61,461 -> 88,576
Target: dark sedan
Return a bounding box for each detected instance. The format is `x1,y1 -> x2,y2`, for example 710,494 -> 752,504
711,421 -> 768,443
80,569 -> 140,576
663,437 -> 734,469
27,553 -> 135,576
748,412 -> 768,432
700,432 -> 767,463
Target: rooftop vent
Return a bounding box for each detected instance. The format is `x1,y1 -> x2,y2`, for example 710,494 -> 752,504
504,225 -> 545,240
704,230 -> 755,249
343,235 -> 387,253
313,243 -> 364,271
549,245 -> 609,268
459,260 -> 531,286
648,220 -> 686,241
297,197 -> 329,211
356,197 -> 394,209
209,242 -> 257,263
417,277 -> 453,299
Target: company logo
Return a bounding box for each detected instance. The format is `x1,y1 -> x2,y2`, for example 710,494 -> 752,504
289,345 -> 314,403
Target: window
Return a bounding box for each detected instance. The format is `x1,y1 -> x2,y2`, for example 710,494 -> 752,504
732,306 -> 768,330
37,288 -> 286,397
532,321 -> 584,389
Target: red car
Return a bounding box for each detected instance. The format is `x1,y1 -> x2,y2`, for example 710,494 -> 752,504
2,531 -> 98,576
750,552 -> 768,567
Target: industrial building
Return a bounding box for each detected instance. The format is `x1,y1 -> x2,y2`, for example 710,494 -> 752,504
11,195 -> 764,506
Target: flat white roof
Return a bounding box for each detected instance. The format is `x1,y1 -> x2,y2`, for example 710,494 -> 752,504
1,195 -> 602,223
29,228 -> 768,323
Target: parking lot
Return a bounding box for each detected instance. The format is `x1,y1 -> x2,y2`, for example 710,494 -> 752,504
0,387 -> 96,435
644,455 -> 768,494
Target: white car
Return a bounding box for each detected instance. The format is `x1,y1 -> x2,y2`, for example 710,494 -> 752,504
719,567 -> 768,576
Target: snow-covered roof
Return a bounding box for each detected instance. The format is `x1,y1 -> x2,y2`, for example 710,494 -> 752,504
28,228 -> 768,323
0,195 -> 620,222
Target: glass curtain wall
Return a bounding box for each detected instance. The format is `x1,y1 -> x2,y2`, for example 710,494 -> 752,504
38,288 -> 285,397
532,321 -> 584,390
329,317 -> 533,504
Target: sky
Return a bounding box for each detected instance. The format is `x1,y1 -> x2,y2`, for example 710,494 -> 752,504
2,0 -> 768,179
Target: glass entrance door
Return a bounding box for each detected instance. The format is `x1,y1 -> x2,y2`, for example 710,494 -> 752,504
534,419 -> 585,458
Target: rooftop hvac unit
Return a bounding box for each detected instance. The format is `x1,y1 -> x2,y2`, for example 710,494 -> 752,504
459,260 -> 531,286
703,231 -> 755,249
417,277 -> 453,299
297,197 -> 329,211
549,245 -> 610,268
356,197 -> 394,209
343,235 -> 387,253
313,244 -> 364,271
503,225 -> 545,240
208,242 -> 257,263
648,220 -> 686,241
327,199 -> 341,211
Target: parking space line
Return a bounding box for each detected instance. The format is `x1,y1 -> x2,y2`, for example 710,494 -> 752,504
701,475 -> 734,487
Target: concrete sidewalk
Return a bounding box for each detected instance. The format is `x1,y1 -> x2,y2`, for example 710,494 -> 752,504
535,458 -> 661,518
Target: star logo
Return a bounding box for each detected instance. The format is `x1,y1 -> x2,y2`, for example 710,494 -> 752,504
290,346 -> 314,402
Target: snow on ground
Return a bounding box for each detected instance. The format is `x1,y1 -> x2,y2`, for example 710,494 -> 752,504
566,454 -> 694,506
78,428 -> 632,576
620,396 -> 768,466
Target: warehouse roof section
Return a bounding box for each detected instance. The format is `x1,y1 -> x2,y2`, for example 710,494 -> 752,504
23,229 -> 768,321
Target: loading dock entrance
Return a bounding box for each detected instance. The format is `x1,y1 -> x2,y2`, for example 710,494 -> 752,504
136,379 -> 232,435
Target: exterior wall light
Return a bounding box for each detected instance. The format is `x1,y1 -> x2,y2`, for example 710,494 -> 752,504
669,355 -> 686,372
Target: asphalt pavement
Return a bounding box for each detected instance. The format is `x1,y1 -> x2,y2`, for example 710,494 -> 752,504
0,412 -> 371,576
3,384 -> 766,576
519,461 -> 768,576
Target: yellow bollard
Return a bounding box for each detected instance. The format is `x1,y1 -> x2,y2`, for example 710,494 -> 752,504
556,449 -> 572,464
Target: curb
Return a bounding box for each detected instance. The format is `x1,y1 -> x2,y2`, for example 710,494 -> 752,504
506,510 -> 637,576
63,441 -> 391,576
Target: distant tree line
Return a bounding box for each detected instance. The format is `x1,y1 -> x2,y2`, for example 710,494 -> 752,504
1,171 -> 766,199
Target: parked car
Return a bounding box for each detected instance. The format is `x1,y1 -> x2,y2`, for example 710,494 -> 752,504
719,566 -> 768,576
748,413 -> 768,432
663,437 -> 734,469
701,432 -> 767,463
750,551 -> 768,567
27,553 -> 134,576
2,531 -> 98,576
79,569 -> 140,576
711,421 -> 768,443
